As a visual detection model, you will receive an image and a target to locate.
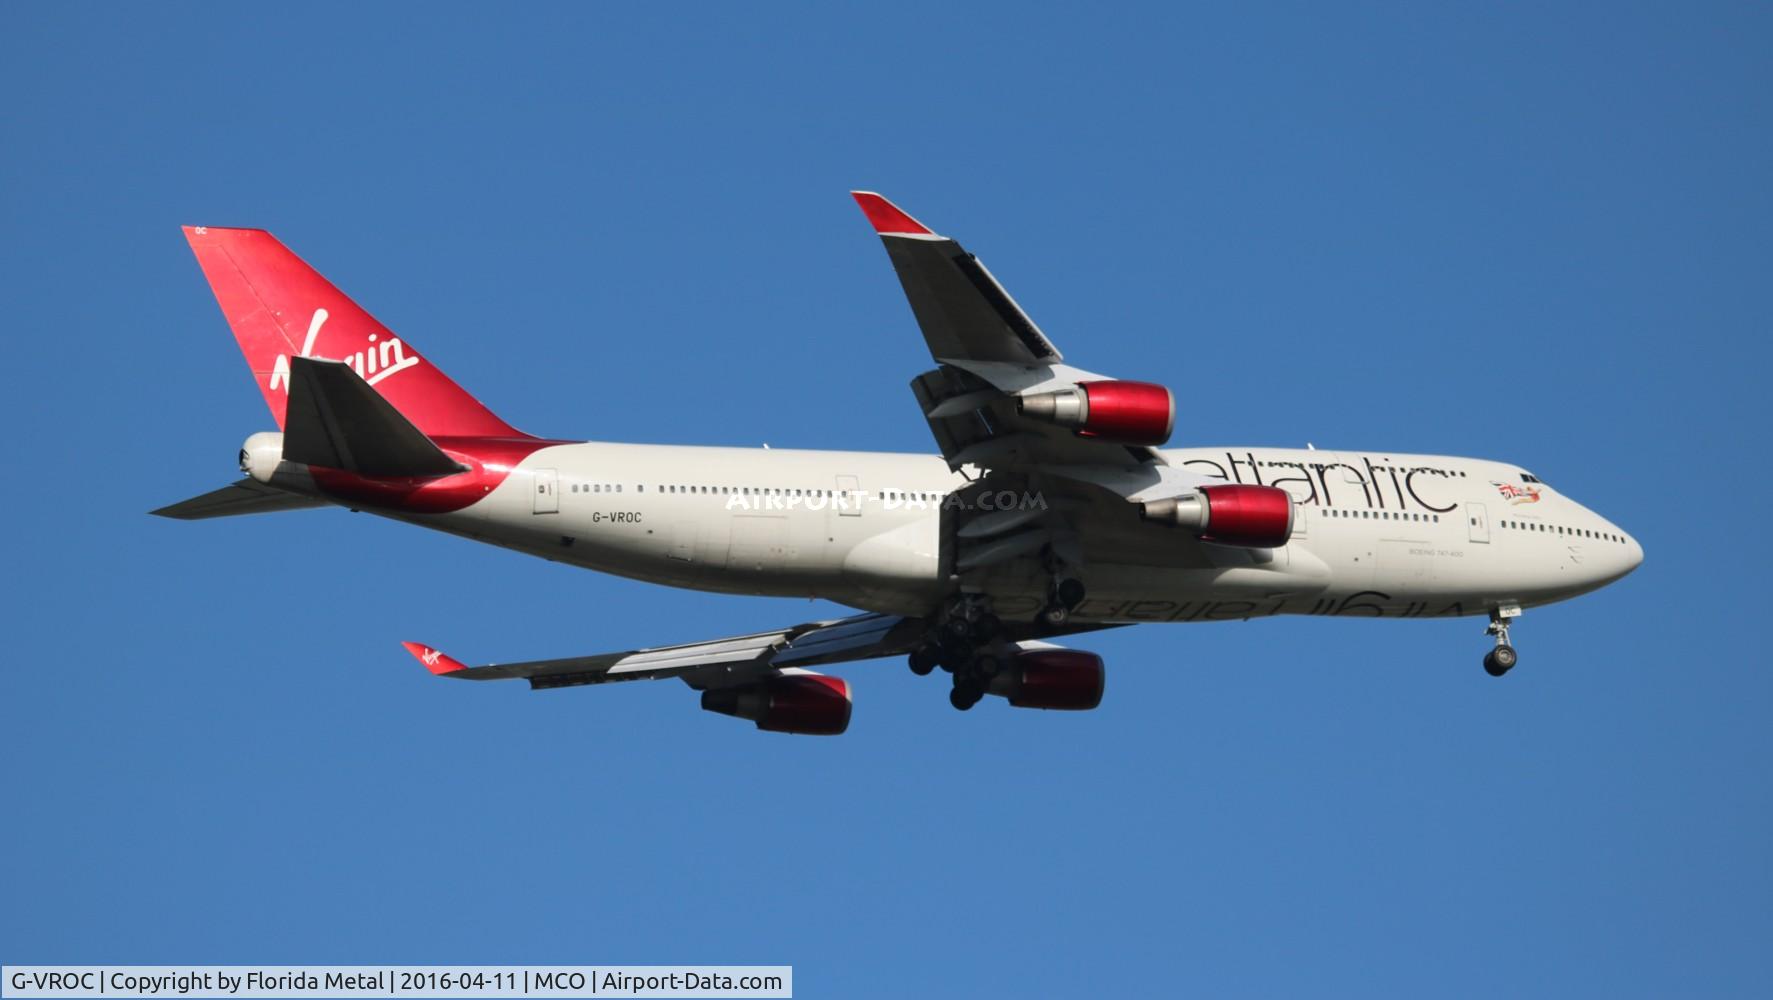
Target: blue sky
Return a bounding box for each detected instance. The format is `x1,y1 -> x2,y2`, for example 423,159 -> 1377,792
1,3 -> 1768,996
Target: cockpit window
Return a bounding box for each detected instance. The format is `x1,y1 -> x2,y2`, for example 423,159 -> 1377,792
1520,473 -> 1542,484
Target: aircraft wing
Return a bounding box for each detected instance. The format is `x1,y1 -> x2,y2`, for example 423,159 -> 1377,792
404,613 -> 927,691
851,191 -> 1176,472
405,612 -> 1123,690
854,191 -> 1234,577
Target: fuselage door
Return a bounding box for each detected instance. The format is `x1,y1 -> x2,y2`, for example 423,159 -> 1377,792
533,469 -> 559,514
1466,501 -> 1491,543
670,521 -> 697,562
835,475 -> 862,517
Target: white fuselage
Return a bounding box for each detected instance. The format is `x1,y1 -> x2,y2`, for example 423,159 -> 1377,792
310,442 -> 1641,626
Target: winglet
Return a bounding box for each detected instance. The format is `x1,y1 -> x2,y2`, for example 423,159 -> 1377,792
402,641 -> 467,676
850,191 -> 935,236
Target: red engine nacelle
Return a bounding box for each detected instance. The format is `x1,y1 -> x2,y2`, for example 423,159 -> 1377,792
1018,380 -> 1174,447
701,674 -> 852,735
1198,483 -> 1295,547
1141,483 -> 1294,548
989,649 -> 1106,711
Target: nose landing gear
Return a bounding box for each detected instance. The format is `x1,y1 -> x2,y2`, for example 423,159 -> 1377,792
1483,605 -> 1521,677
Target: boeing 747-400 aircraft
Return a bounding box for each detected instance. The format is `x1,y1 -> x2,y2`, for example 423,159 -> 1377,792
155,193 -> 1642,734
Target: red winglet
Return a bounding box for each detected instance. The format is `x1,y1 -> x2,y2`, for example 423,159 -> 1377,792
402,641 -> 467,675
850,191 -> 935,236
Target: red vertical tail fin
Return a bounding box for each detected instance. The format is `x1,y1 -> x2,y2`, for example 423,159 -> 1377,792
182,226 -> 524,439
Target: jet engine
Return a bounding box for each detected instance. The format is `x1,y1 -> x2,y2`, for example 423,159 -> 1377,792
1017,380 -> 1174,447
987,649 -> 1105,710
701,673 -> 852,735
1141,483 -> 1294,548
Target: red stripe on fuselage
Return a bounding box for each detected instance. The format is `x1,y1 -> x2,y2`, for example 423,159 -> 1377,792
307,437 -> 570,514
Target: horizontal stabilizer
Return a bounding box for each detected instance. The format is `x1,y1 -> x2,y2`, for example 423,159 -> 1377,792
151,479 -> 328,520
283,356 -> 464,478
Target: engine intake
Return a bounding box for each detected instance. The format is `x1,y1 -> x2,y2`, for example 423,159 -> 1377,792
1018,380 -> 1174,447
988,649 -> 1105,710
701,674 -> 852,735
1141,483 -> 1294,548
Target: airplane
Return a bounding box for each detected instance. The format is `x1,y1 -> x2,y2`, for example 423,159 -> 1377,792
155,193 -> 1643,735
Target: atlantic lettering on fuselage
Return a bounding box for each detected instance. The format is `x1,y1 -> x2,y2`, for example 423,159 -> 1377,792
1177,450 -> 1466,513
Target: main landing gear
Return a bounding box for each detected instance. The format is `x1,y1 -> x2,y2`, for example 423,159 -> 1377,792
1483,605 -> 1521,677
907,595 -> 1006,711
909,580 -> 1090,710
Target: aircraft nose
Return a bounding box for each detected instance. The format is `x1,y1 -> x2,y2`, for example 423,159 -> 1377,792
1594,524 -> 1643,587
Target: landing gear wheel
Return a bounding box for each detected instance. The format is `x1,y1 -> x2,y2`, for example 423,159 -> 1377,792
1040,603 -> 1070,627
1055,578 -> 1086,610
908,648 -> 939,677
1483,606 -> 1521,677
949,682 -> 983,711
1483,645 -> 1518,677
972,654 -> 1002,679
